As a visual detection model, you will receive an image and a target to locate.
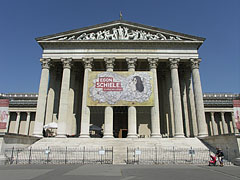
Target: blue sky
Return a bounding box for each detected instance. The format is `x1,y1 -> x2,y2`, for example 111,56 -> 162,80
0,0 -> 239,93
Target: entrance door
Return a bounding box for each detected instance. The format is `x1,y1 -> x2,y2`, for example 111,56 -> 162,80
113,106 -> 128,138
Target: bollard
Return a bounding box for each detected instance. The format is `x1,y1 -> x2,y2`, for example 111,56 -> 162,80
173,146 -> 175,164
65,147 -> 67,164
10,147 -> 14,164
28,147 -> 32,164
83,146 -> 85,164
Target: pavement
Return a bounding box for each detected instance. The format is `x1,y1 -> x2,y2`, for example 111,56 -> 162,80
0,164 -> 240,180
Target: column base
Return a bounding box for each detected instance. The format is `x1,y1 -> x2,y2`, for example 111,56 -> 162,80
103,134 -> 114,138
197,133 -> 208,138
127,134 -> 138,138
56,134 -> 67,138
32,133 -> 43,138
151,133 -> 162,138
79,134 -> 90,138
174,134 -> 185,138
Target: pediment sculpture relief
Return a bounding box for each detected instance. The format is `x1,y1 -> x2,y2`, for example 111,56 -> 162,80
58,26 -> 183,41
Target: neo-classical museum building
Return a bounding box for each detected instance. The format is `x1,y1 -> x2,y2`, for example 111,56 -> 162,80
1,20 -> 240,139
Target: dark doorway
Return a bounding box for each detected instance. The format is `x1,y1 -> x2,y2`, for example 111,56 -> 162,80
113,106 -> 128,138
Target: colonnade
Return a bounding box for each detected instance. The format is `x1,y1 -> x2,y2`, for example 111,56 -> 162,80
8,111 -> 35,135
205,111 -> 238,136
32,57 -> 209,138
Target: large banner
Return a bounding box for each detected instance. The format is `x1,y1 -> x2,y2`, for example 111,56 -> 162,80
87,71 -> 154,106
0,99 -> 9,129
233,100 -> 240,129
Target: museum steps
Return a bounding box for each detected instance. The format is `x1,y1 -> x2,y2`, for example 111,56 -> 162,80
30,138 -> 208,164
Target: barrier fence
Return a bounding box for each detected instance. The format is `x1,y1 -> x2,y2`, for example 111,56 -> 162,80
127,147 -> 232,165
4,146 -> 113,165
4,146 -> 233,165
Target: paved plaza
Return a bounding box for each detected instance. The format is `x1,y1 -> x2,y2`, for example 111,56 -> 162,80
0,164 -> 240,180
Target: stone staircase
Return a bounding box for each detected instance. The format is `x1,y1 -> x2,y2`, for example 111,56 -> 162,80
30,138 -> 208,164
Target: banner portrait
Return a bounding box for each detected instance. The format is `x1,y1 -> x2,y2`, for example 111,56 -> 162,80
0,99 -> 9,129
87,71 -> 154,106
233,100 -> 240,130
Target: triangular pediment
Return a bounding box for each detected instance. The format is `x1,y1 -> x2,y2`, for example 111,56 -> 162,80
36,20 -> 205,42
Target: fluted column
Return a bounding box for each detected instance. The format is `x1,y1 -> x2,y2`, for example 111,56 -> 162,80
80,58 -> 93,138
211,112 -> 218,135
232,112 -> 239,134
67,67 -> 77,135
166,70 -> 175,137
125,58 -> 138,138
57,58 -> 72,137
148,58 -> 161,138
221,112 -> 228,134
185,69 -> 198,137
24,112 -> 31,135
14,112 -> 20,134
103,58 -> 115,138
190,59 -> 208,137
33,58 -> 51,137
180,69 -> 190,137
45,66 -> 56,125
169,59 -> 184,138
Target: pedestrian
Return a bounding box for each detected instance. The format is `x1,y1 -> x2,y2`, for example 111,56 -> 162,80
216,147 -> 224,167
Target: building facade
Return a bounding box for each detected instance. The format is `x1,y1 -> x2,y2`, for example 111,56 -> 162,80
1,20 -> 239,138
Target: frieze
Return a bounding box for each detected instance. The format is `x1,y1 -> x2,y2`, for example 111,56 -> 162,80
58,26 -> 183,41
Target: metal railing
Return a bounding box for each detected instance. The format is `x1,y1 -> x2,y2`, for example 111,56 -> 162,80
4,146 -> 113,165
127,147 -> 232,165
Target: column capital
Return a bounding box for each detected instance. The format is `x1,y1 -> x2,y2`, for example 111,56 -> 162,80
169,58 -> 180,69
61,58 -> 72,69
148,58 -> 158,69
27,112 -> 31,116
104,57 -> 115,70
126,58 -> 137,70
190,58 -> 201,69
83,58 -> 93,70
40,58 -> 51,69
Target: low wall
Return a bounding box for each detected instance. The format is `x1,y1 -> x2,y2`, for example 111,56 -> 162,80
0,133 -> 40,164
200,134 -> 240,164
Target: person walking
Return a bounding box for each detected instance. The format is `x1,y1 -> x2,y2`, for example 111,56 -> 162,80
216,147 -> 224,167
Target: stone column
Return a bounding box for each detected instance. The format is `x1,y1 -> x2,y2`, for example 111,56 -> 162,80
14,112 -> 20,134
185,69 -> 198,137
148,58 -> 161,138
221,112 -> 228,134
45,66 -> 56,125
211,112 -> 218,135
57,58 -> 72,137
103,58 -> 115,138
169,59 -> 184,138
166,70 -> 175,137
180,69 -> 190,137
80,58 -> 93,138
232,112 -> 239,134
24,112 -> 31,135
190,59 -> 208,137
67,66 -> 77,135
33,58 -> 51,137
53,66 -> 62,122
126,58 -> 138,138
